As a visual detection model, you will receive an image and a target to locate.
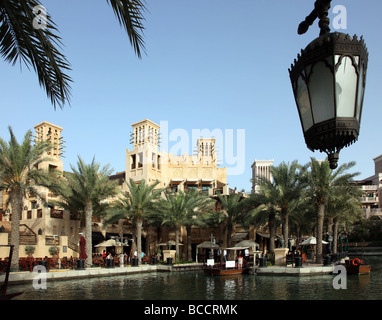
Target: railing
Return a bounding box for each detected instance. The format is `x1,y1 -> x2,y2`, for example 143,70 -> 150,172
360,196 -> 379,203
68,240 -> 79,253
50,209 -> 64,219
362,208 -> 382,218
45,236 -> 60,246
7,234 -> 37,245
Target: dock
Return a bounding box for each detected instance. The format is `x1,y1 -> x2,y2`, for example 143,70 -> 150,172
1,262 -> 338,285
251,264 -> 334,276
0,263 -> 205,285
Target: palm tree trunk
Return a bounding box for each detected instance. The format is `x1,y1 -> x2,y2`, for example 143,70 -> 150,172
227,224 -> 233,260
333,217 -> 339,254
281,206 -> 289,248
186,225 -> 192,261
10,192 -> 22,271
316,202 -> 325,264
136,216 -> 143,265
175,227 -> 180,262
268,210 -> 276,263
84,201 -> 93,267
327,217 -> 334,236
296,225 -> 301,247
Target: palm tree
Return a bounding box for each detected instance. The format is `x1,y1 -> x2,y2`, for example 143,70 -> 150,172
252,160 -> 305,248
112,178 -> 164,265
304,158 -> 360,264
53,156 -> 118,267
158,189 -> 215,261
288,197 -> 316,246
183,190 -> 215,261
157,192 -> 187,261
0,127 -> 56,270
244,192 -> 278,260
325,189 -> 362,254
0,0 -> 146,109
216,193 -> 247,249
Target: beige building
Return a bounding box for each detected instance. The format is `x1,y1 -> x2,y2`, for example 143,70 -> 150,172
0,121 -> 81,259
355,154 -> 382,219
0,120 -> 236,261
120,119 -> 231,258
125,119 -> 229,196
251,159 -> 274,193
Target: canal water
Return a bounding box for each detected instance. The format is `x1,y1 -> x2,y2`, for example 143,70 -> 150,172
8,256 -> 382,300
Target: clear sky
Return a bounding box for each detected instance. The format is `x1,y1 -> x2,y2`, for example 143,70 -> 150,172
1,0 -> 381,192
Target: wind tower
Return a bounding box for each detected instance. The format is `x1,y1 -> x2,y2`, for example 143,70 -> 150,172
126,119 -> 162,184
34,121 -> 65,172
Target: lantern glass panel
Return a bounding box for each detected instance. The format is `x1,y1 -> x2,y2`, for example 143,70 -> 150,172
335,55 -> 358,117
295,74 -> 313,131
356,62 -> 365,122
308,59 -> 335,123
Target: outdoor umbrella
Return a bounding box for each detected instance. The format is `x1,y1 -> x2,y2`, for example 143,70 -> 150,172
157,240 -> 183,249
301,237 -> 329,245
234,240 -> 259,250
196,241 -> 220,263
94,239 -> 128,247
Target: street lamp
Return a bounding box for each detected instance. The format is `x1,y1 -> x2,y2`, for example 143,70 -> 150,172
289,0 -> 368,169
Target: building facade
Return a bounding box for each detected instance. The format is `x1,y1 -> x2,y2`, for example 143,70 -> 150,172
251,159 -> 274,193
122,119 -> 230,257
355,154 -> 382,219
0,120 -> 234,261
0,121 -> 81,259
125,119 -> 229,196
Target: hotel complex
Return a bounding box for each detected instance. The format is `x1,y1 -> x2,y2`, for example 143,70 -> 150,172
0,120 -> 240,260
355,155 -> 382,219
1,120 -> 381,261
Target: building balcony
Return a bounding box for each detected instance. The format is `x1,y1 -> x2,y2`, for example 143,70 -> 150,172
361,185 -> 378,191
360,196 -> 379,203
50,209 -> 64,219
363,208 -> 382,219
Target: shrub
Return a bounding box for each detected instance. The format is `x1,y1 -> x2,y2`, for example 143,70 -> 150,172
25,245 -> 36,255
49,246 -> 60,256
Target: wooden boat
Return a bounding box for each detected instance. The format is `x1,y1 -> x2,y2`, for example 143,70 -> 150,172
203,260 -> 249,276
203,266 -> 249,276
340,258 -> 371,275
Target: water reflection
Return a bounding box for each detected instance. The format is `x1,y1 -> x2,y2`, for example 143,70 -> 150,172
8,257 -> 382,300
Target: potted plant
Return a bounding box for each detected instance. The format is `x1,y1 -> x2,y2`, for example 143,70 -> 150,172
49,246 -> 60,268
25,245 -> 35,258
49,246 -> 60,259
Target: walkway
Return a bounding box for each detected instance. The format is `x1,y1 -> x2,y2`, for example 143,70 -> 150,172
0,263 -> 204,285
1,261 -> 338,285
253,263 -> 334,276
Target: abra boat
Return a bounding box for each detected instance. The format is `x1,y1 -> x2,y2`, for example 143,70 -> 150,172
203,265 -> 249,276
340,258 -> 371,275
202,259 -> 250,276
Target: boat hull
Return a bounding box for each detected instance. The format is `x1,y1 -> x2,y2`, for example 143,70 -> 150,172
203,267 -> 249,276
340,259 -> 371,275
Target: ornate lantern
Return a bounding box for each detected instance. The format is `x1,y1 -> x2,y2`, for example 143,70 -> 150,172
289,0 -> 368,169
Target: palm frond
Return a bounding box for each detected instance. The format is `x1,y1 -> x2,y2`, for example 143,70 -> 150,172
0,0 -> 72,109
106,0 -> 146,58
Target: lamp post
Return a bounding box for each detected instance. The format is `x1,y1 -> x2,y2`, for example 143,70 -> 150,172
289,0 -> 368,169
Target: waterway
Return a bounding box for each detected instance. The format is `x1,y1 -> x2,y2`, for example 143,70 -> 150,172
8,256 -> 382,300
